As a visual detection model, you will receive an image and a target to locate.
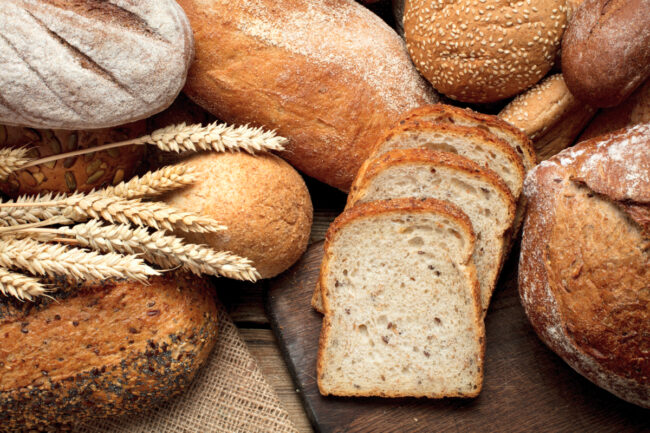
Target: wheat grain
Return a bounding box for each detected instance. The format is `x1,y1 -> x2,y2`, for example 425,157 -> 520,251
101,165 -> 196,199
58,220 -> 260,281
0,238 -> 158,283
0,147 -> 33,180
0,267 -> 48,301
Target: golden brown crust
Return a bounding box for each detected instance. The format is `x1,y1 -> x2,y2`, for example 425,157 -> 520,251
0,272 -> 219,430
520,124 -> 650,408
561,0 -> 650,107
177,0 -> 436,191
0,122 -> 146,197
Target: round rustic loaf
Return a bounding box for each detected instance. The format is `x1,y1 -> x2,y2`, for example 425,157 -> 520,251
177,0 -> 437,191
519,123 -> 650,408
561,0 -> 650,107
404,0 -> 570,103
0,272 -> 219,431
0,122 -> 146,196
164,152 -> 313,279
0,0 -> 194,129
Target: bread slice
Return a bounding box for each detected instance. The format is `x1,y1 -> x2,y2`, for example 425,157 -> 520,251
400,104 -> 536,172
365,120 -> 525,200
348,149 -> 515,313
317,198 -> 484,398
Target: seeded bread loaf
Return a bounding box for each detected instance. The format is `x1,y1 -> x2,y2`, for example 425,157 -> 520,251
317,198 -> 484,398
0,122 -> 146,196
519,123 -> 650,408
404,0 -> 569,102
0,0 -> 194,129
176,0 -> 437,191
0,272 -> 219,431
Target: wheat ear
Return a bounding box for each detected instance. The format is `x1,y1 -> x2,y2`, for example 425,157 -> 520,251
0,147 -> 33,180
100,165 -> 196,199
0,267 -> 49,301
0,193 -> 70,226
57,220 -> 260,281
0,238 -> 159,283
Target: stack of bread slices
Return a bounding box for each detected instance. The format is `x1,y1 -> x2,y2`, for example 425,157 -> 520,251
315,104 -> 535,398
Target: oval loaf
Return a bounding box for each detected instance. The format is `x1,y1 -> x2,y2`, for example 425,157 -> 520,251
0,0 -> 194,129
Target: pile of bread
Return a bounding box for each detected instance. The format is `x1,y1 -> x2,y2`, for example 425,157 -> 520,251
0,0 -> 648,429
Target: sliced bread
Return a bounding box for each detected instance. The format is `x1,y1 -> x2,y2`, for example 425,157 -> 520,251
348,149 -> 515,313
317,198 -> 484,398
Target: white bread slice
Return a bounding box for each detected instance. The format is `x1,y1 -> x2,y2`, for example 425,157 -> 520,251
348,149 -> 515,313
317,198 -> 484,398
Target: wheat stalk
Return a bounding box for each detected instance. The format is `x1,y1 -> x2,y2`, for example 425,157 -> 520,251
55,220 -> 260,281
0,267 -> 49,301
0,147 -> 33,180
0,237 -> 159,283
100,164 -> 196,199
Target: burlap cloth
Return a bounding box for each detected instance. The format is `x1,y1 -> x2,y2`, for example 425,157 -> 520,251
73,300 -> 298,433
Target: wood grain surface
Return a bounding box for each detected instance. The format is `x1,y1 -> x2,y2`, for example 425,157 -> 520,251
267,242 -> 650,433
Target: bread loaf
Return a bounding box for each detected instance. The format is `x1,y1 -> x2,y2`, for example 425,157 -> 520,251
0,272 -> 219,431
163,152 -> 313,279
0,0 -> 193,129
176,0 -> 437,191
405,0 -> 569,102
579,79 -> 650,141
0,122 -> 146,196
519,123 -> 650,408
561,0 -> 650,107
499,74 -> 597,160
317,198 -> 484,398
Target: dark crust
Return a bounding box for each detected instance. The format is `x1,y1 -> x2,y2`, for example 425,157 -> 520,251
399,104 -> 536,170
519,124 -> 650,408
0,272 -> 219,431
561,0 -> 650,107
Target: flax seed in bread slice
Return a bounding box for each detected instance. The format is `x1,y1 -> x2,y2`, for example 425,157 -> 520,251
317,198 -> 484,398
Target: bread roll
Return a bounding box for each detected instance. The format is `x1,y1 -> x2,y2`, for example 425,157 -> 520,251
164,152 -> 313,279
0,0 -> 193,129
579,79 -> 650,141
405,0 -> 569,102
176,0 -> 437,191
499,74 -> 597,160
0,272 -> 219,431
561,0 -> 650,107
0,122 -> 146,196
519,123 -> 650,408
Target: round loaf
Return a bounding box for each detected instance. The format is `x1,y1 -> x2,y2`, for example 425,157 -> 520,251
404,0 -> 569,103
0,0 -> 194,129
0,272 -> 219,431
561,0 -> 650,107
519,123 -> 650,408
0,122 -> 146,197
177,0 -> 437,191
163,152 -> 313,279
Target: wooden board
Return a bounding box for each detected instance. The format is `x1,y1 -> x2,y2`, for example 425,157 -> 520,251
266,241 -> 650,433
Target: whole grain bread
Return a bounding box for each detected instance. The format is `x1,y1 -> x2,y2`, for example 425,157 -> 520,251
0,0 -> 194,129
519,123 -> 650,408
176,0 -> 437,191
317,198 -> 484,398
0,272 -> 219,431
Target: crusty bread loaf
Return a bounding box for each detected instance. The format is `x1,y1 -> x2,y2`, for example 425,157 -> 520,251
176,0 -> 437,191
404,0 -> 569,102
0,272 -> 219,431
579,79 -> 650,141
0,122 -> 146,196
163,152 -> 313,279
348,149 -> 515,313
0,0 -> 193,129
519,123 -> 650,408
561,0 -> 650,107
317,198 -> 484,398
499,74 -> 597,160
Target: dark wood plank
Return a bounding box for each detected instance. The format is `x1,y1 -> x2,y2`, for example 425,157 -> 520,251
267,241 -> 650,433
